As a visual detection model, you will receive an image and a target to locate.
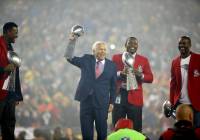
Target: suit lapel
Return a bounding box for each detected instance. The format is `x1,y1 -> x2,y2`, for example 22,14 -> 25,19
91,56 -> 96,79
133,54 -> 138,68
177,57 -> 182,88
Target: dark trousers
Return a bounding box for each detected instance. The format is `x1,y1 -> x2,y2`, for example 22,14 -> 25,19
0,98 -> 16,140
112,88 -> 142,132
193,109 -> 200,128
80,95 -> 108,140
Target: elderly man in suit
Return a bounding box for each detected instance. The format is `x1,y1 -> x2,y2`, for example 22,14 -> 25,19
112,37 -> 153,132
64,33 -> 117,140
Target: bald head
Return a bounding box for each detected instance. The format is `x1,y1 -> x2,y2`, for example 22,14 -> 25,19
176,104 -> 193,123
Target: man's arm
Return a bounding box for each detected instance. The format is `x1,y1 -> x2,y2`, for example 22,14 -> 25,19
112,55 -> 126,81
140,58 -> 153,83
0,67 -> 4,74
64,33 -> 85,68
64,33 -> 78,61
108,64 -> 117,113
109,64 -> 117,105
0,64 -> 15,74
170,61 -> 176,105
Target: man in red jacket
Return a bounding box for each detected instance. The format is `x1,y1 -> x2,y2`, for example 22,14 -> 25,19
112,37 -> 153,132
169,36 -> 200,128
0,22 -> 23,140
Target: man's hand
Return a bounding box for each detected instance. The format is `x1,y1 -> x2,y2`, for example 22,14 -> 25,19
68,33 -> 78,41
108,104 -> 114,113
15,101 -> 22,106
120,66 -> 128,78
122,66 -> 128,75
133,69 -> 143,79
4,64 -> 15,72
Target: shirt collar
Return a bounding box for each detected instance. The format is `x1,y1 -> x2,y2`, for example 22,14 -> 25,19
96,59 -> 105,65
125,52 -> 136,58
132,53 -> 136,58
174,120 -> 193,129
181,54 -> 191,60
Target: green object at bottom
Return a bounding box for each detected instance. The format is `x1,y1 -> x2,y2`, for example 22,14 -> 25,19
107,128 -> 146,140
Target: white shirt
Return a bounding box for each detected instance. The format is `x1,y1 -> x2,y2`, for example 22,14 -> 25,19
179,55 -> 191,104
96,59 -> 105,65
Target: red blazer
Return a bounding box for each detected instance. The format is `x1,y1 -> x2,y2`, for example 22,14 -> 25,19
112,53 -> 153,106
170,52 -> 200,111
0,36 -> 9,100
159,128 -> 200,140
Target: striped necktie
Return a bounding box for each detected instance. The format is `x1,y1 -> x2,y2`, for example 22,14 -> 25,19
95,61 -> 102,78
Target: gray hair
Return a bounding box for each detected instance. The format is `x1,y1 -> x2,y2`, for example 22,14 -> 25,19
92,41 -> 107,54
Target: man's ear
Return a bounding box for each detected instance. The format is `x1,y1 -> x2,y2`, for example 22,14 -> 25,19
7,29 -> 12,36
92,49 -> 95,55
189,112 -> 193,123
124,45 -> 127,51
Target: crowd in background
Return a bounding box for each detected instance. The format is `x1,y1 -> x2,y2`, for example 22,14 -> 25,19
0,0 -> 200,139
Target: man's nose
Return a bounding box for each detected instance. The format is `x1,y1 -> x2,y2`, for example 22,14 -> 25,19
179,45 -> 184,48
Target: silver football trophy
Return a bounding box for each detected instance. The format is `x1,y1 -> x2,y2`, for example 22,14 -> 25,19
7,51 -> 21,67
71,24 -> 84,37
122,52 -> 138,90
6,51 -> 21,91
163,100 -> 176,119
